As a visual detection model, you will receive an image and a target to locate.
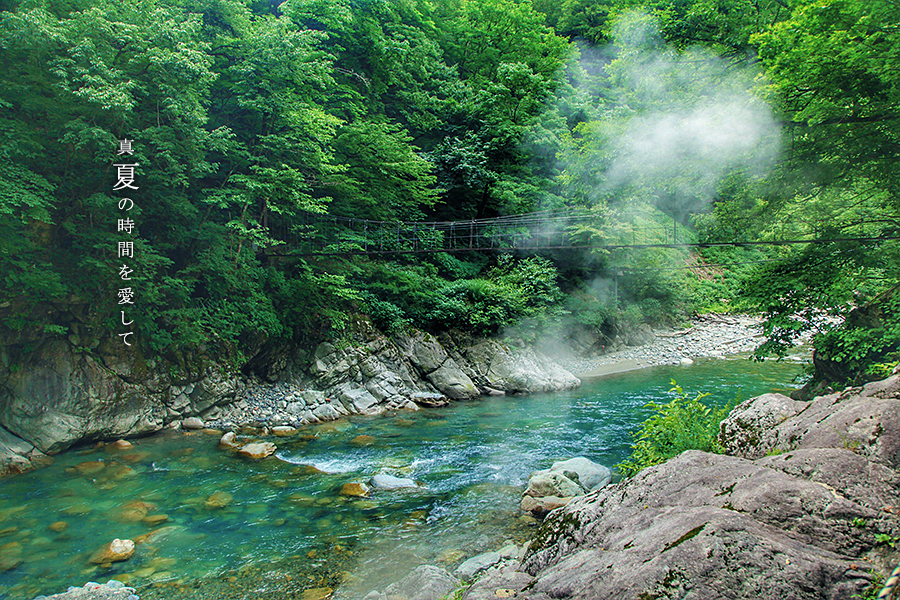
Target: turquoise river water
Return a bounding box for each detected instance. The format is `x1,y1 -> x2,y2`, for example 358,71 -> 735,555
0,357 -> 803,600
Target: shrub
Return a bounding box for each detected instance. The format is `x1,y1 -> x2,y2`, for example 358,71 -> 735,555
616,381 -> 733,478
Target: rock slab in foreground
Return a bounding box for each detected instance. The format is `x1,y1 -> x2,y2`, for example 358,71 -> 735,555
34,580 -> 138,600
480,375 -> 900,600
364,565 -> 460,600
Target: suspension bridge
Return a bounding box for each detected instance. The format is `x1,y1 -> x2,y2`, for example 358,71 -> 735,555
262,209 -> 898,257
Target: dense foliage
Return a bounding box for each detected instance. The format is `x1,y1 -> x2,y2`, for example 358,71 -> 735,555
616,381 -> 732,477
0,0 -> 897,382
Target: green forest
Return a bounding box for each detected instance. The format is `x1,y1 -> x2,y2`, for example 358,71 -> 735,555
0,0 -> 897,386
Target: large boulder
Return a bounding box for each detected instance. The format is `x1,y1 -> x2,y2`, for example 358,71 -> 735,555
718,393 -> 810,459
720,381 -> 900,470
396,331 -> 480,399
520,451 -> 885,600
0,425 -> 49,476
547,457 -> 611,491
484,376 -> 900,600
448,337 -> 580,394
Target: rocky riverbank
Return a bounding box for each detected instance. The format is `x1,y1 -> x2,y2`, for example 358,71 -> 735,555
0,313 -> 775,476
551,313 -> 766,377
0,319 -> 580,476
449,372 -> 900,600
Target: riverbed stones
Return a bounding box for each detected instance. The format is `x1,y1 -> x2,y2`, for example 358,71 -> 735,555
37,580 -> 140,600
48,521 -> 68,532
340,482 -> 370,497
74,460 -> 106,476
300,587 -> 333,600
456,551 -> 503,580
237,441 -> 276,460
204,491 -> 234,509
89,538 -> 135,564
369,474 -> 418,489
181,417 -> 204,430
350,435 -> 376,447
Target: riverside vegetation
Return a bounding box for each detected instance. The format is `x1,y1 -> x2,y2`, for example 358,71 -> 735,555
0,0 -> 899,598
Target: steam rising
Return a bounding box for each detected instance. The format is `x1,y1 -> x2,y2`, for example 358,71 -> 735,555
590,10 -> 780,209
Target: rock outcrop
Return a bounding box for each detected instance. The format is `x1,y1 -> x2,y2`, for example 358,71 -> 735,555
0,339 -> 244,460
466,375 -> 900,600
221,319 -> 580,430
0,318 -> 580,474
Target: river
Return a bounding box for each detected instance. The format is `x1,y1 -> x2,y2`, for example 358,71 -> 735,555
0,356 -> 803,600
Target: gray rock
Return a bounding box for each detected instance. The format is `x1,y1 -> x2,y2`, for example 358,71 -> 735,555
312,403 -> 343,421
383,565 -> 461,600
548,457 -> 611,491
425,362 -> 480,399
0,340 -> 242,455
520,495 -> 573,519
722,389 -> 900,471
462,571 -> 537,600
37,580 -> 138,600
520,450 -> 883,599
0,425 -> 47,476
396,331 -> 451,373
369,474 -> 419,489
718,393 -> 809,459
456,551 -> 503,580
452,338 -> 580,394
339,387 -> 381,413
524,471 -> 584,499
181,417 -> 204,430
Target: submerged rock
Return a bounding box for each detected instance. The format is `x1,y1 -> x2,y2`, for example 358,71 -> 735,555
237,442 -> 276,460
350,435 -> 376,447
340,482 -> 370,497
89,538 -> 135,564
204,491 -> 234,509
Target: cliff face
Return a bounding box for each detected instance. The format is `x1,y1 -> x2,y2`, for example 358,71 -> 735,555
0,320 -> 581,475
0,338 -> 245,473
461,374 -> 900,600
